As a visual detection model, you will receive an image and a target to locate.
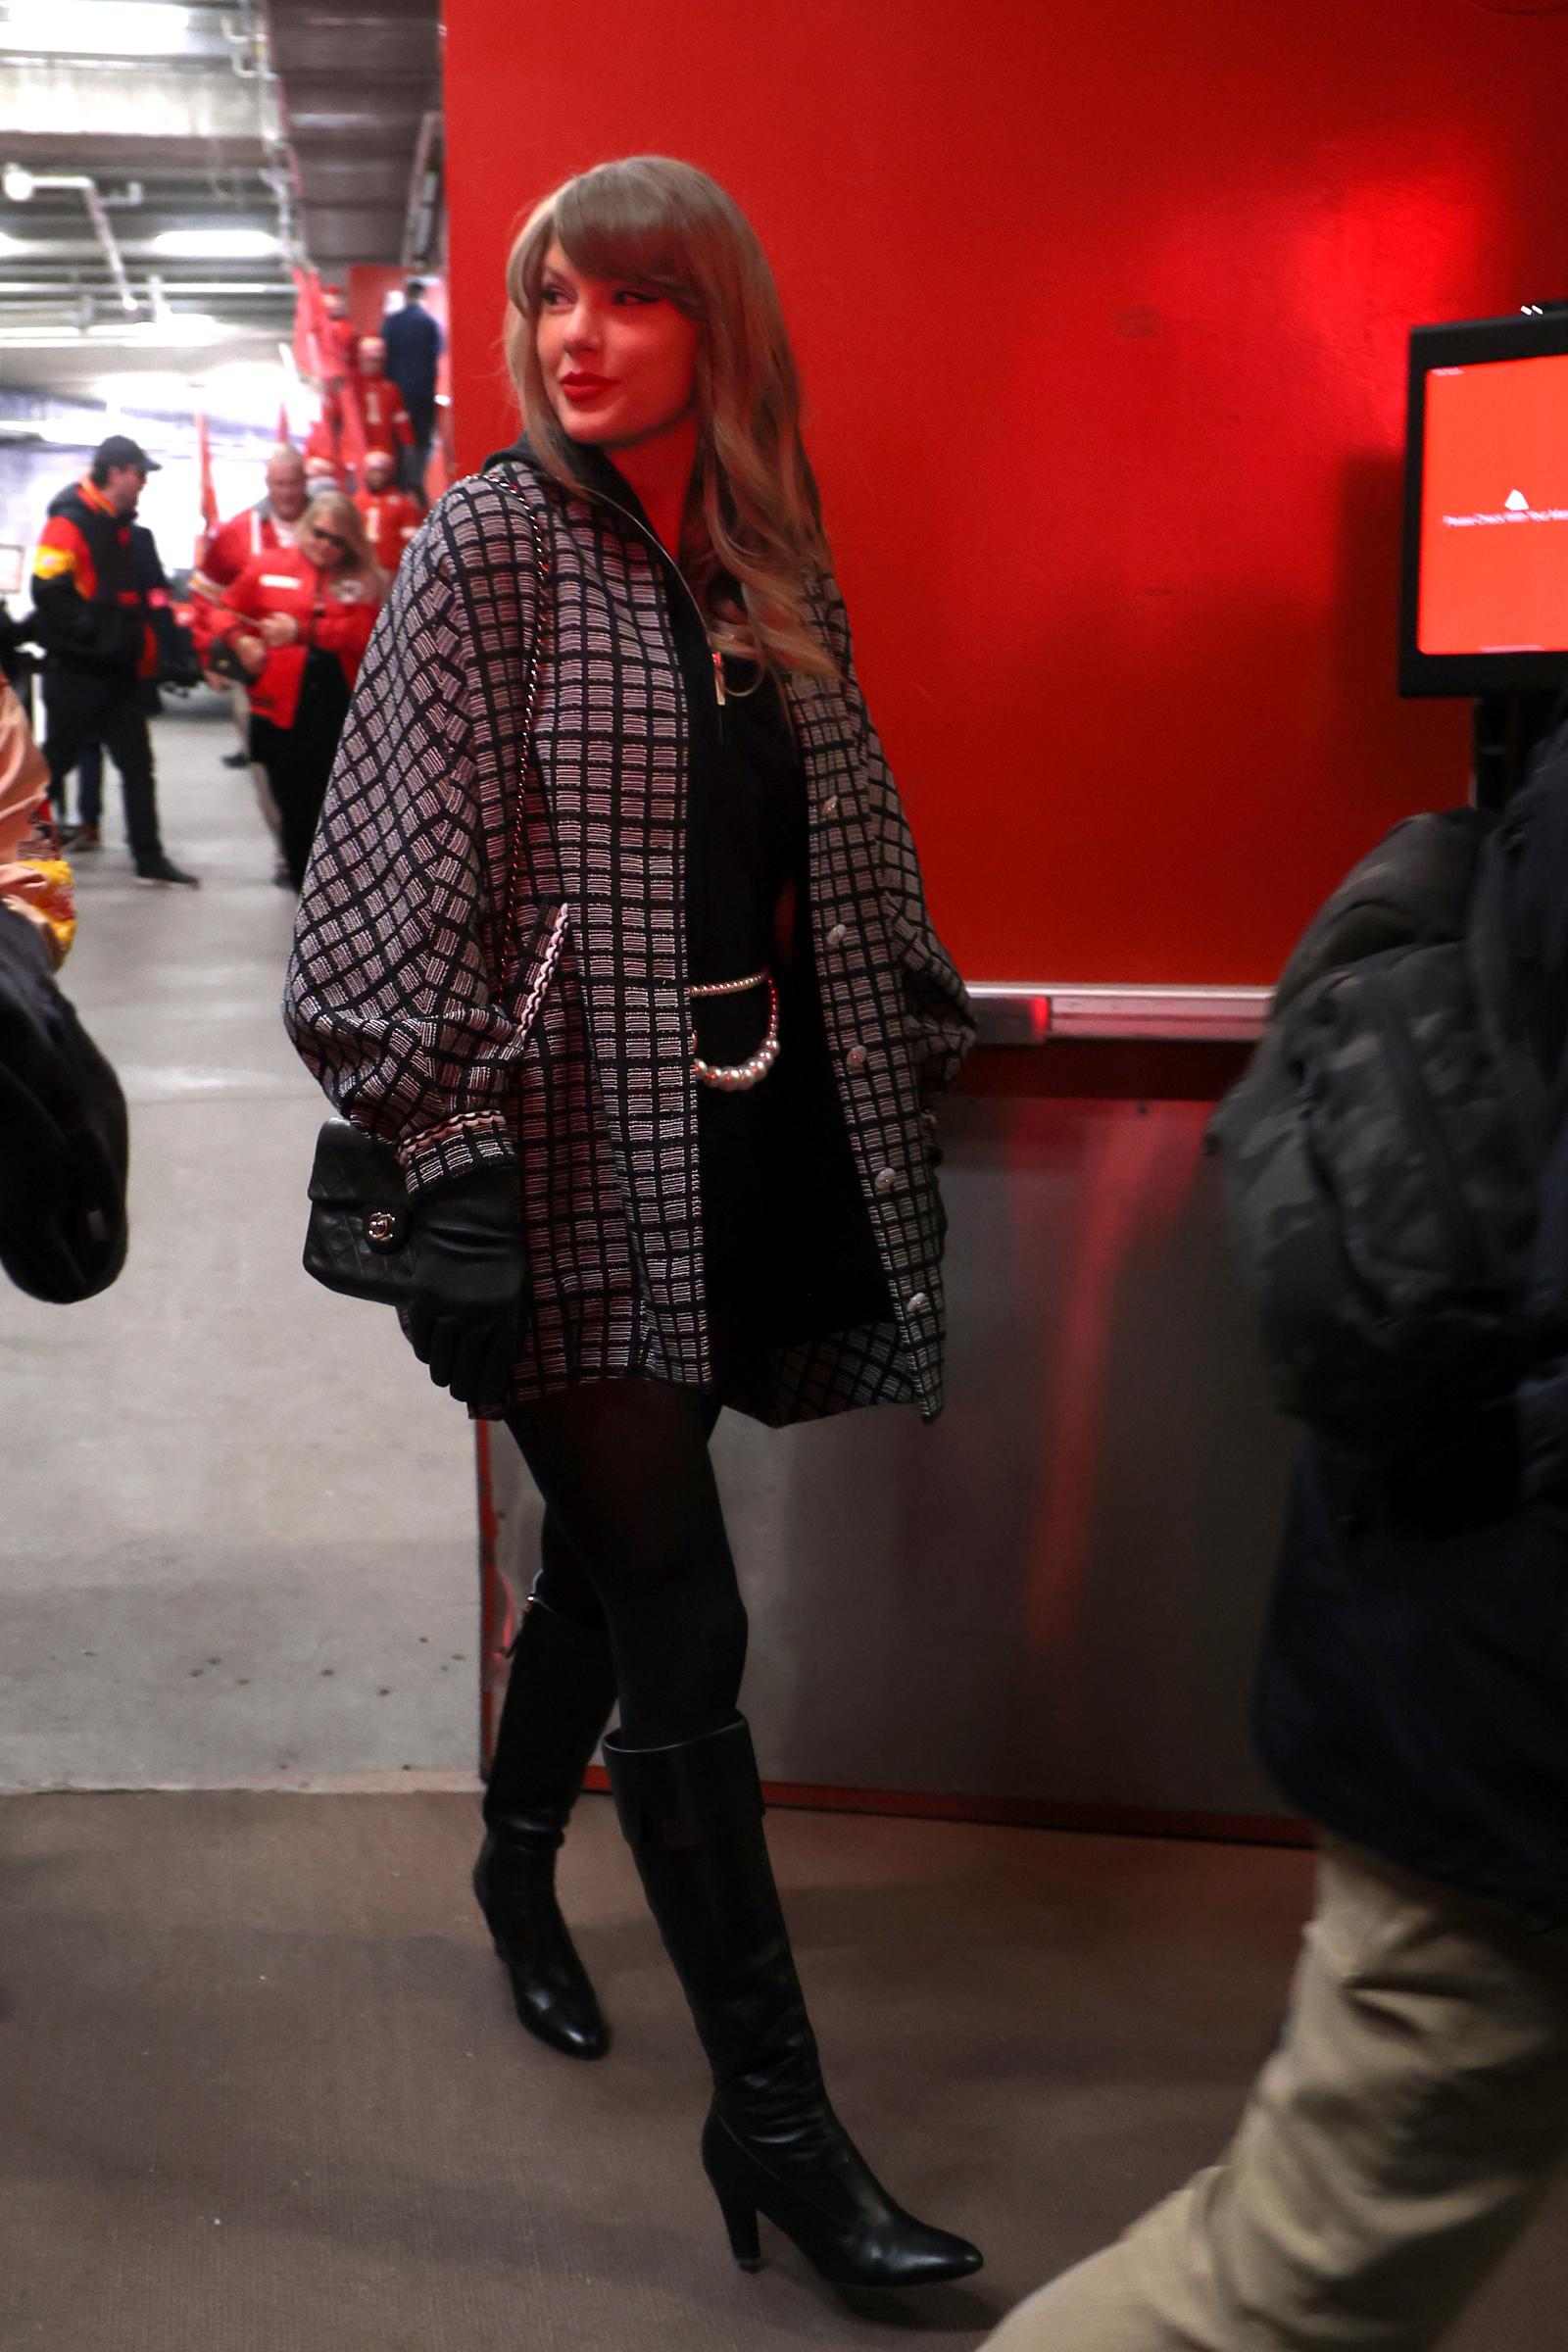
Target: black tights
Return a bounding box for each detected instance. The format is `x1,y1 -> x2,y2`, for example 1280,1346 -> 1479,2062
504,1381 -> 745,1750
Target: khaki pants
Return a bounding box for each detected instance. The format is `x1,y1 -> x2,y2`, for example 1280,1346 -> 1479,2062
985,1841 -> 1568,2352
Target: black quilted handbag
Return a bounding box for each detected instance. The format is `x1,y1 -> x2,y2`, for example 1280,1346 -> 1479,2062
303,1117 -> 417,1302
300,493 -> 550,1305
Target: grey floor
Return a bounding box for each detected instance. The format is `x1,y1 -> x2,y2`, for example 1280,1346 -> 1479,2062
2,706 -> 1564,2347
3,1794 -> 1564,2352
2,702 -> 480,1790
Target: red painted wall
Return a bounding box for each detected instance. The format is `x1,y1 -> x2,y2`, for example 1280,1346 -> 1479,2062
442,0 -> 1568,985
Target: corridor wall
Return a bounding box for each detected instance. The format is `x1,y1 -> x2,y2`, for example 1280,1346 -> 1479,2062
443,0 -> 1567,1819
443,0 -> 1568,988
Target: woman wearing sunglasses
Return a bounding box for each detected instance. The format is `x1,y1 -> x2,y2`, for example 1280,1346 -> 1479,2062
215,491 -> 384,890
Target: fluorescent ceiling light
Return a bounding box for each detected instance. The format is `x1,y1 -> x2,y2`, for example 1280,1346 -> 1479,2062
151,228 -> 280,261
0,2 -> 194,56
92,369 -> 198,407
97,311 -> 227,348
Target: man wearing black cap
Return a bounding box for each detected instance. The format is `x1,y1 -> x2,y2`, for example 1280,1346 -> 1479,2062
30,435 -> 197,887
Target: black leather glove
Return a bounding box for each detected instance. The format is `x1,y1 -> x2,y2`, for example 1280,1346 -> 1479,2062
405,1168 -> 528,1406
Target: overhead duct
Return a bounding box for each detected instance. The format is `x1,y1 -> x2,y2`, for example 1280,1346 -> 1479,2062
1,166 -> 139,313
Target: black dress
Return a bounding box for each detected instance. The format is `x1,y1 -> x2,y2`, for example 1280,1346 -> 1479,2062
688,662 -> 891,1384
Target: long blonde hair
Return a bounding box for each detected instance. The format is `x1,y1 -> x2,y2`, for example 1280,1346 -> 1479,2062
506,156 -> 835,680
302,492 -> 383,595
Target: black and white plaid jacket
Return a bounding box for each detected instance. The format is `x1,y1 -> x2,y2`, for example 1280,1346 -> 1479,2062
283,453 -> 974,1424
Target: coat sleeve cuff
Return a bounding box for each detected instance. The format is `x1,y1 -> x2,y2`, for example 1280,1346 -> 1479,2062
1517,1362 -> 1568,1502
396,1111 -> 516,1199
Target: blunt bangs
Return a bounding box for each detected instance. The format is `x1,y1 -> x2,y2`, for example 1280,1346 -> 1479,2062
550,169 -> 705,316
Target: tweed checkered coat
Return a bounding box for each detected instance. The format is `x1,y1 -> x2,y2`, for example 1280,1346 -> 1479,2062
283,454 -> 974,1424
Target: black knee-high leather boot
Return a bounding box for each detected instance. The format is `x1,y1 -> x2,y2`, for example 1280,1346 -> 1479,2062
604,1716 -> 983,2288
473,1594 -> 618,2059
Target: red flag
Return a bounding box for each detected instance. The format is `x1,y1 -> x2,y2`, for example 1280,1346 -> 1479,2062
423,425 -> 449,504
291,267 -> 327,381
194,411 -> 220,564
276,402 -> 291,445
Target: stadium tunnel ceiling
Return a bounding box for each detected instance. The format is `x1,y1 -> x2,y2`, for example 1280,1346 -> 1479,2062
0,0 -> 440,400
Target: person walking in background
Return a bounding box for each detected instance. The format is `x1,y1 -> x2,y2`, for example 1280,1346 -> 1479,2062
381,278 -> 443,494
192,440 -> 311,877
284,156 -> 980,2294
301,425 -> 344,497
354,337 -> 414,489
210,492 -> 381,891
67,520 -> 196,855
30,435 -> 197,889
190,441 -> 310,653
984,753 -> 1568,2352
354,448 -> 421,574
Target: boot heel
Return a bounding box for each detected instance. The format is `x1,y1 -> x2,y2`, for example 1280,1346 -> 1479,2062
712,2183 -> 762,2272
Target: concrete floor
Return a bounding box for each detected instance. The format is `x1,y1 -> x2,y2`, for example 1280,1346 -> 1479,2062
1,701 -> 482,1789
3,705 -> 1566,2346
2,1795 -> 1564,2351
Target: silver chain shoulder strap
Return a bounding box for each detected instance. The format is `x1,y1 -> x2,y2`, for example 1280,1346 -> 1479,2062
487,475 -> 552,994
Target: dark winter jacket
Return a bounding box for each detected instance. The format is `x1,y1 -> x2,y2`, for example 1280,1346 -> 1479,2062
30,481 -> 151,679
381,299 -> 442,434
1256,759 -> 1568,1923
283,443 -> 974,1427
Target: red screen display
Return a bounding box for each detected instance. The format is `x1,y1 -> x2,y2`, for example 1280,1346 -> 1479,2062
1419,354 -> 1568,655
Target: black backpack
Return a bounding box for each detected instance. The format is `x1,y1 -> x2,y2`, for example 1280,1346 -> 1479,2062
1207,787 -> 1564,1451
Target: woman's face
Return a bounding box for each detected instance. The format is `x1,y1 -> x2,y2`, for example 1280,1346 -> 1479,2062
535,239 -> 699,453
302,516 -> 347,569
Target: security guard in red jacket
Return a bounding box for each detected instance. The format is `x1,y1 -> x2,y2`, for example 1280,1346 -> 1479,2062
354,447 -> 421,572
356,337 -> 415,478
30,435 -> 197,887
189,442 -> 310,668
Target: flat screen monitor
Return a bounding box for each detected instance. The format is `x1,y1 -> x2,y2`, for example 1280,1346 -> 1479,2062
1398,312 -> 1568,696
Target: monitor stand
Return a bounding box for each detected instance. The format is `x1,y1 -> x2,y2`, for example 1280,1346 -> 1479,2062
1472,689 -> 1563,810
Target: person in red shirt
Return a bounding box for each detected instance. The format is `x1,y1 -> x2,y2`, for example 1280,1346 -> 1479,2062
302,414 -> 344,494
356,336 -> 415,479
320,283 -> 359,392
211,492 -> 383,889
189,443 -> 309,666
190,442 -> 312,870
354,448 -> 422,574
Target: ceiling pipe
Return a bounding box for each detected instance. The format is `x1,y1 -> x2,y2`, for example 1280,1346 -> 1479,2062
401,107 -> 442,273
1,169 -> 139,316
231,0 -> 305,270
0,279 -> 294,298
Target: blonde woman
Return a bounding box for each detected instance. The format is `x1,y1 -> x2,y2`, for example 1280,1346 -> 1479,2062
285,158 -> 979,2289
216,491 -> 383,889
